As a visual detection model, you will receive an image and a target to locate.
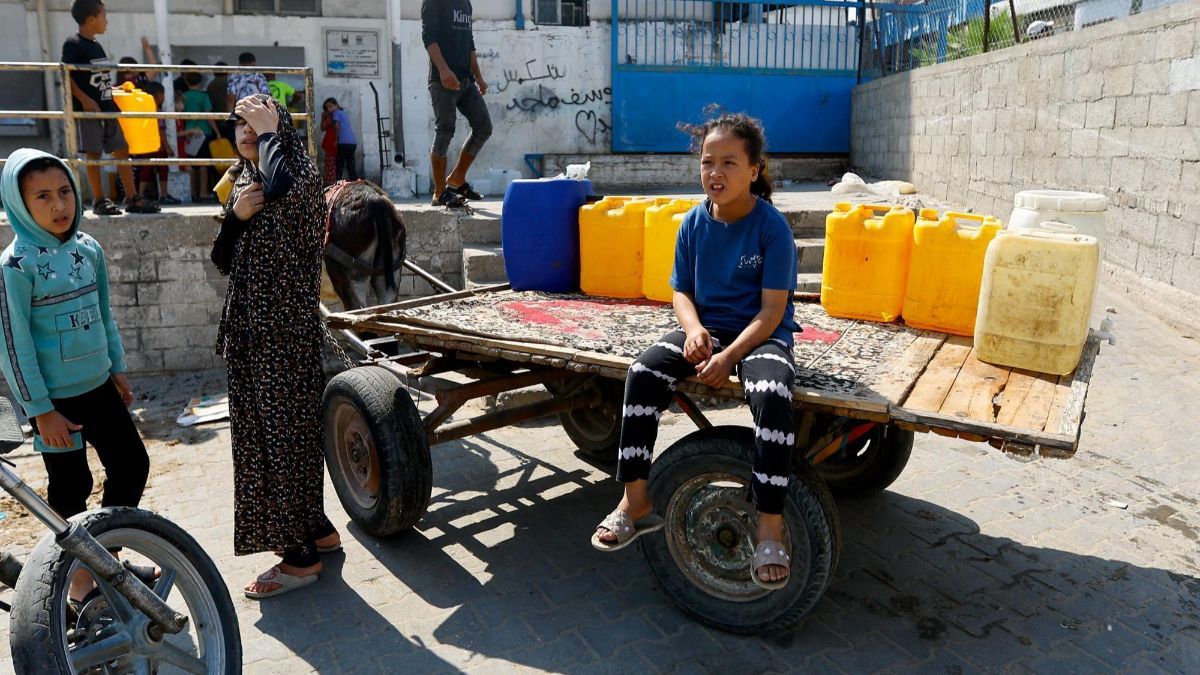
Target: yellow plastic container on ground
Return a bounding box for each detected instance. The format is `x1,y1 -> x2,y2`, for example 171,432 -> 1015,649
974,229 -> 1099,375
110,82 -> 160,155
902,210 -> 1003,336
821,202 -> 915,322
642,199 -> 699,301
580,196 -> 652,298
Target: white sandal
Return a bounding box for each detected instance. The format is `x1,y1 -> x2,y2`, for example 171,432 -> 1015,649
591,509 -> 665,552
244,565 -> 318,600
752,540 -> 791,590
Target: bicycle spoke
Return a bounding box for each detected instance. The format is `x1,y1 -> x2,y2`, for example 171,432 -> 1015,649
156,641 -> 210,674
70,632 -> 133,670
155,567 -> 177,600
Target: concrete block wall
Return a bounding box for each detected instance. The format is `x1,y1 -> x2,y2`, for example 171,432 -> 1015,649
0,206 -> 469,374
851,1 -> 1200,333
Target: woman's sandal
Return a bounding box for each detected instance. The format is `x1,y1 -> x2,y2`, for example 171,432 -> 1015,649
751,540 -> 791,591
591,509 -> 665,552
244,565 -> 318,600
447,181 -> 484,201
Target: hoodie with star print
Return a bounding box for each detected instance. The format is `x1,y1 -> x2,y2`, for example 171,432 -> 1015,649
0,149 -> 127,440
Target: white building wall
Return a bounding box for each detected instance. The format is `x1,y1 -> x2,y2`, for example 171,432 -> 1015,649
396,19 -> 612,192
2,0 -> 615,187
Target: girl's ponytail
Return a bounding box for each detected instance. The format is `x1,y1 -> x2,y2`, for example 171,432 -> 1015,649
751,159 -> 773,204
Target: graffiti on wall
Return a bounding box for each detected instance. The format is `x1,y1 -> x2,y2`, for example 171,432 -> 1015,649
485,55 -> 611,148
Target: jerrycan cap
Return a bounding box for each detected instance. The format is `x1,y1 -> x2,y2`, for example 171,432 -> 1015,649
1013,190 -> 1107,213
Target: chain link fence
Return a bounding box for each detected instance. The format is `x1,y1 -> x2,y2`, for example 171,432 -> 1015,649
863,0 -> 1190,76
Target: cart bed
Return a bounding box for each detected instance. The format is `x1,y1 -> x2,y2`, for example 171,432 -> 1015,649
328,285 -> 1104,458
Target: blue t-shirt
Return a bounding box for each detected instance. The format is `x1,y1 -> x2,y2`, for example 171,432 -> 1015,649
331,108 -> 356,145
669,198 -> 799,346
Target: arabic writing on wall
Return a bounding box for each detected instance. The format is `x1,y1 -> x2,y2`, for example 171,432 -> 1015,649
490,56 -> 612,148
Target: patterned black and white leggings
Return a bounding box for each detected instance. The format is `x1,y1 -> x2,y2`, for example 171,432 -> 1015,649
615,329 -> 797,514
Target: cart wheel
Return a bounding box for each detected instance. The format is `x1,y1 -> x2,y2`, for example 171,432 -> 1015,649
640,426 -> 841,635
323,366 -> 432,537
816,424 -> 914,498
546,377 -> 623,463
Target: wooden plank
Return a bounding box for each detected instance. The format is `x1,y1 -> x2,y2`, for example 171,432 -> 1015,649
995,369 -> 1058,430
900,336 -> 974,412
1045,336 -> 1102,438
890,405 -> 1077,451
938,351 -> 1012,423
338,283 -> 511,317
869,331 -> 948,404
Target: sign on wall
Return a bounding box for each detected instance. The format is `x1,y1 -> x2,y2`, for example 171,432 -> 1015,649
325,29 -> 380,78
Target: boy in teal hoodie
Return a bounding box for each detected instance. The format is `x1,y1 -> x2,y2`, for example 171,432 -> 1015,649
0,148 -> 149,523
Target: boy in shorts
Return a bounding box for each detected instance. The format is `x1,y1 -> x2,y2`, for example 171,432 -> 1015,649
62,0 -> 159,215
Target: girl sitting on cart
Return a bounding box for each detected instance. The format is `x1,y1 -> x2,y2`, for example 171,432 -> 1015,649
593,112 -> 799,590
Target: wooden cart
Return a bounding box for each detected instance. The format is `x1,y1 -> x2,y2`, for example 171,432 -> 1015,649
322,284 -> 1111,635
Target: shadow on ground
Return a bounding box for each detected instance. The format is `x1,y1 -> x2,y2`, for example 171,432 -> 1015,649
252,433 -> 1200,672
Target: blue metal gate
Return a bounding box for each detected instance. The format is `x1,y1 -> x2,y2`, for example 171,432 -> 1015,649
611,0 -> 867,153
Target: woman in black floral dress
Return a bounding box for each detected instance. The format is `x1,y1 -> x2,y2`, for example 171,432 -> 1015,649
214,94 -> 340,599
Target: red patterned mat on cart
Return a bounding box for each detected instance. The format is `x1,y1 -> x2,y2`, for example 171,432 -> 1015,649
385,291 -> 923,396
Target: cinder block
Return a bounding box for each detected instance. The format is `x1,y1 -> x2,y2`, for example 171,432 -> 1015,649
1060,102 -> 1087,129
1039,52 -> 1065,80
1154,215 -> 1198,257
1105,234 -> 1140,269
161,347 -> 213,372
1167,55 -> 1200,94
113,305 -> 161,327
1143,158 -> 1182,191
1097,127 -> 1131,158
185,325 -> 220,348
1133,61 -> 1170,95
124,350 -> 164,373
1136,245 -> 1175,283
141,326 -> 194,351
1148,94 -> 1190,126
1115,96 -> 1150,127
1110,158 -> 1145,192
159,303 -> 211,327
1172,254 -> 1200,294
1073,72 -> 1104,102
109,282 -> 138,307
156,259 -> 208,282
1122,208 -> 1158,246
1154,23 -> 1195,61
1103,66 -> 1136,97
1084,158 -> 1111,190
1085,99 -> 1116,129
1070,129 -> 1100,157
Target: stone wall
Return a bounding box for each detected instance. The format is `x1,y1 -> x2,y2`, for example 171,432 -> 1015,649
851,1 -> 1200,333
0,207 -> 466,374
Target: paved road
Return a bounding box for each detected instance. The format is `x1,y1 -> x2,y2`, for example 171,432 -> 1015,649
2,285 -> 1198,673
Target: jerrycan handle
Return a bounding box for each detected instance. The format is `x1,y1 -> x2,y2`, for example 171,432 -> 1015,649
1036,220 -> 1078,233
942,211 -> 993,230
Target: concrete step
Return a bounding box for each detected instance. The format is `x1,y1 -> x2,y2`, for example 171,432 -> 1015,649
542,154 -> 847,191
795,237 -> 825,274
784,210 -> 828,238
459,215 -> 502,245
797,272 -> 823,293
463,244 -> 507,288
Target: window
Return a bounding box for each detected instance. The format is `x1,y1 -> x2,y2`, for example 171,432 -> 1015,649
234,0 -> 321,16
534,0 -> 588,26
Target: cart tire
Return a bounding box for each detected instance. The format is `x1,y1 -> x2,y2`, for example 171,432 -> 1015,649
547,377 -> 623,462
323,366 -> 432,537
816,424 -> 914,498
640,426 -> 841,635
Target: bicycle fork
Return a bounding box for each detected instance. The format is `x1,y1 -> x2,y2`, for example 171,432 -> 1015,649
0,460 -> 188,638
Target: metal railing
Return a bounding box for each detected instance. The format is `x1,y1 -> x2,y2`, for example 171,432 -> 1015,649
0,62 -> 315,169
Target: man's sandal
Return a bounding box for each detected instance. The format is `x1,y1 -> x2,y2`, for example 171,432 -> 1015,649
92,198 -> 123,216
244,565 -> 318,600
434,188 -> 469,209
591,509 -> 665,552
447,182 -> 484,201
752,540 -> 791,590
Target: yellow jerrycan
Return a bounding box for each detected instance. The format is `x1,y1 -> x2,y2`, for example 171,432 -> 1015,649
110,82 -> 160,155
974,229 -> 1099,375
579,196 -> 648,297
642,199 -> 699,302
902,210 -> 1002,336
821,202 -> 915,322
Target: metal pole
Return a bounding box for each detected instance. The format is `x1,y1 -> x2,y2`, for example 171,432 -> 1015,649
154,0 -> 178,173
305,67 -> 316,158
60,65 -> 81,182
35,0 -> 64,156
1008,0 -> 1022,43
983,0 -> 991,53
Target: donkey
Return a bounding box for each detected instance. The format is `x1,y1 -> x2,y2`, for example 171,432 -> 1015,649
324,180 -> 407,311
